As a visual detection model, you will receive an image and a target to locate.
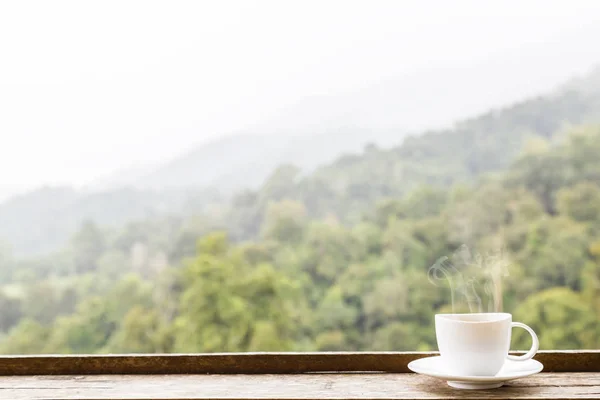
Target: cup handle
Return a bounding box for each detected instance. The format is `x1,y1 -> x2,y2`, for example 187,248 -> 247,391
507,322 -> 539,361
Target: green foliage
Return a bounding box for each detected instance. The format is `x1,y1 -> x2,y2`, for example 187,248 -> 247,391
107,306 -> 172,353
261,200 -> 307,243
71,221 -> 106,274
513,288 -> 599,349
172,233 -> 298,352
371,322 -> 424,351
0,319 -> 49,354
0,290 -> 22,332
1,124 -> 600,354
44,296 -> 117,353
558,183 -> 600,223
518,217 -> 588,291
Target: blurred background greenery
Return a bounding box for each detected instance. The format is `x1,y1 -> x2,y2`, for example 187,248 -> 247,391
1,67 -> 600,353
4,1 -> 600,355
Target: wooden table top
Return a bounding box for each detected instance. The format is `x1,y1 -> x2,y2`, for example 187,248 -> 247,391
0,372 -> 598,400
0,352 -> 597,400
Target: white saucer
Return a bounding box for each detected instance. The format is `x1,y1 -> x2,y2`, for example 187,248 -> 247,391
408,356 -> 543,389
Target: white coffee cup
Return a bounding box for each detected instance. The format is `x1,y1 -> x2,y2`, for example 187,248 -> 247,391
435,313 -> 539,376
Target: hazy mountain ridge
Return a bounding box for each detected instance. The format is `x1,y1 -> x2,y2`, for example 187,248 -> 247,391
109,129 -> 403,191
93,52 -> 600,193
0,186 -> 220,256
222,67 -> 600,239
1,67 -> 600,256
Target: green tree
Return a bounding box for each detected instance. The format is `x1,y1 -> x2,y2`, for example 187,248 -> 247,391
557,183 -> 600,223
0,291 -> 22,332
173,233 -> 298,352
507,149 -> 573,214
107,306 -> 173,353
371,322 -> 423,351
44,296 -> 117,353
513,288 -> 599,349
517,217 -> 589,290
0,319 -> 49,354
261,200 -> 307,243
71,221 -> 106,274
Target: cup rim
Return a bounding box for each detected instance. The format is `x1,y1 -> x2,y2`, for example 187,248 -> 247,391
435,312 -> 511,323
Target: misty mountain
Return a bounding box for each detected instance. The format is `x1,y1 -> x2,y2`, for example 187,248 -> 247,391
0,187 -> 221,256
2,66 -> 600,257
127,129 -> 401,191
101,54 -> 600,193
223,67 -> 600,237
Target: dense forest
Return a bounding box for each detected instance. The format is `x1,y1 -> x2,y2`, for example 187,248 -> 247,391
0,124 -> 598,352
1,72 -> 600,352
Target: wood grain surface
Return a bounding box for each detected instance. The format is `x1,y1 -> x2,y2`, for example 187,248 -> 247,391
0,351 -> 597,375
0,372 -> 598,400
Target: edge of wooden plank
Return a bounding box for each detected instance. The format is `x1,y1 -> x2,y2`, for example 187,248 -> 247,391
0,351 -> 596,375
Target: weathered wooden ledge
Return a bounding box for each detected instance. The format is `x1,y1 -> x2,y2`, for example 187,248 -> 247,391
0,351 -> 597,375
0,351 -> 597,400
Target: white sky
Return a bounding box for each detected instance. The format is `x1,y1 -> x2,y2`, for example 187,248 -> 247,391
1,0 -> 600,196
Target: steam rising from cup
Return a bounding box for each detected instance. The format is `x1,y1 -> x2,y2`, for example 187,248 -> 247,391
428,245 -> 510,313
